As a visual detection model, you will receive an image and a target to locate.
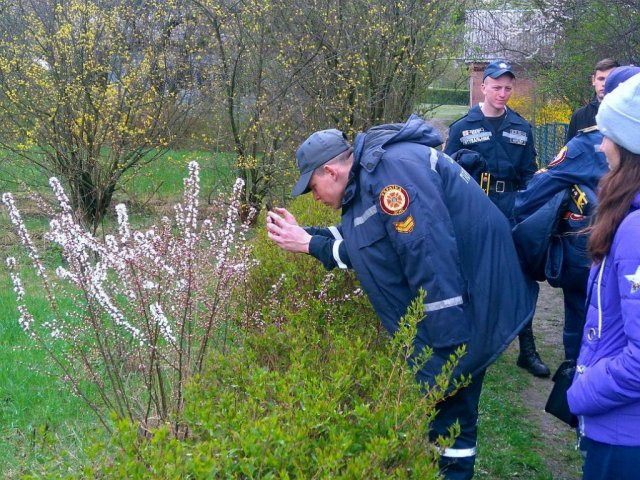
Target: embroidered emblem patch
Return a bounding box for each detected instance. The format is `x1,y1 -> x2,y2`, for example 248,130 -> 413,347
571,185 -> 588,213
563,212 -> 585,221
379,185 -> 409,215
461,128 -> 491,145
393,215 -> 415,233
625,266 -> 640,294
502,129 -> 527,145
548,146 -> 567,167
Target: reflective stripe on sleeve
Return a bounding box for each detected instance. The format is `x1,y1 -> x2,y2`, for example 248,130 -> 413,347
430,147 -> 438,171
328,225 -> 343,240
423,296 -> 463,312
441,446 -> 477,458
354,205 -> 377,227
333,239 -> 348,269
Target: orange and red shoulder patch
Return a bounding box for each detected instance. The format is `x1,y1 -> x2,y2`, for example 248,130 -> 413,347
393,215 -> 415,233
379,185 -> 409,216
548,146 -> 568,167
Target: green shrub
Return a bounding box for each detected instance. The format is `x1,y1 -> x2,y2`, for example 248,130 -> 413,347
85,291 -> 463,478
243,194 -> 367,327
2,163 -> 255,437
79,196 -> 465,478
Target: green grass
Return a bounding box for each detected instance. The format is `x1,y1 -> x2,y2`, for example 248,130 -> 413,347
121,149 -> 236,200
0,146 -> 238,238
0,265 -> 101,477
476,347 -> 582,479
477,352 -> 548,478
417,103 -> 469,122
0,147 -> 237,204
0,150 -> 50,193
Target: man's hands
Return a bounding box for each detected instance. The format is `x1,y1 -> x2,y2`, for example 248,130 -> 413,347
266,207 -> 312,254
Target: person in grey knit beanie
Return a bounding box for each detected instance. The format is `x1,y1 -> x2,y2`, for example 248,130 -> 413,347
596,72 -> 640,157
603,65 -> 640,96
568,65 -> 640,480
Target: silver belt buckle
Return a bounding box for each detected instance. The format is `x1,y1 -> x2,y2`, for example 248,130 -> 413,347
495,180 -> 505,193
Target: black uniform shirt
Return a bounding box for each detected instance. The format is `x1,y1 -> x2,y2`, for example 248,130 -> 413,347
566,95 -> 599,142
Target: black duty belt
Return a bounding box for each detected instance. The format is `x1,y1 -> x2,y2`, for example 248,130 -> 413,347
479,172 -> 517,194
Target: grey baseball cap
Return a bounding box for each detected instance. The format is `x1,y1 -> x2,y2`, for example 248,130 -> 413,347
292,129 -> 350,197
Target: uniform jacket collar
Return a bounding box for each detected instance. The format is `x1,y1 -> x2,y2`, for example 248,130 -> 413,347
342,114 -> 442,208
466,104 -> 528,126
354,113 -> 442,172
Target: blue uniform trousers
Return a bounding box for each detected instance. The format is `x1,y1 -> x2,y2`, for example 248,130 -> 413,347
561,261 -> 589,361
429,369 -> 486,480
562,284 -> 587,361
582,437 -> 640,480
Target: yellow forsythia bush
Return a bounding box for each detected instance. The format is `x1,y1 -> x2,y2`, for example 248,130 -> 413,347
508,94 -> 572,126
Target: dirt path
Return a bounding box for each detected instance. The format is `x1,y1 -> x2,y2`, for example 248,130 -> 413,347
524,282 -> 582,479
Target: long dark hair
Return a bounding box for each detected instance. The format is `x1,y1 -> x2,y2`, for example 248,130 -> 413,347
589,144 -> 640,262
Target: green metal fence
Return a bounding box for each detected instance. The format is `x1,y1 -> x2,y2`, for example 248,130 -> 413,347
535,123 -> 569,167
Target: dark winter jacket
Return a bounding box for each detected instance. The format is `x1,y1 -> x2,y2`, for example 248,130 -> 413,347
566,95 -> 600,142
513,128 -> 608,288
309,114 -> 537,385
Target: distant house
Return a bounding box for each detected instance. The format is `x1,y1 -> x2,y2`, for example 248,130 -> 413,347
463,9 -> 557,106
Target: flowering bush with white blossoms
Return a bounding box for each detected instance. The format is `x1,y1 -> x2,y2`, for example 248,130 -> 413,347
3,162 -> 255,436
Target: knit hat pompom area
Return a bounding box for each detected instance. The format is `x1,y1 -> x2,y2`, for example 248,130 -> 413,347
604,66 -> 640,96
596,73 -> 640,154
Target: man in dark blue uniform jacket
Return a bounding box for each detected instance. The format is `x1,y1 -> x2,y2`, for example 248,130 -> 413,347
266,114 -> 538,480
514,128 -> 606,362
444,60 -> 548,378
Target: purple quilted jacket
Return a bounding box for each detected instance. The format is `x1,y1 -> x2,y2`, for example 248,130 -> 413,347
567,192 -> 640,446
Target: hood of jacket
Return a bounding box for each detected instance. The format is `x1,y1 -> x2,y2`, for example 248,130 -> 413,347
343,114 -> 443,207
354,114 -> 443,171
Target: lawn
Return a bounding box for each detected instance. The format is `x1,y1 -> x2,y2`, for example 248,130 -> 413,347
417,103 -> 469,122
0,261 -> 100,476
0,148 -> 235,203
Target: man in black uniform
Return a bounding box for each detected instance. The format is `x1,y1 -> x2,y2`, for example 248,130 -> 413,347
566,58 -> 619,142
444,60 -> 549,377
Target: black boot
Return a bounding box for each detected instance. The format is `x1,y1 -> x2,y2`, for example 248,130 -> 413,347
517,321 -> 551,378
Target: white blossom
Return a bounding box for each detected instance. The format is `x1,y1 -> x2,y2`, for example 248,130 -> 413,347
2,161 -> 257,429
2,193 -> 47,280
115,203 -> 130,241
150,302 -> 176,343
6,257 -> 34,332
